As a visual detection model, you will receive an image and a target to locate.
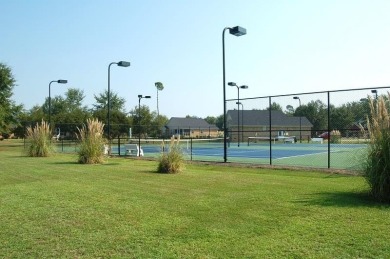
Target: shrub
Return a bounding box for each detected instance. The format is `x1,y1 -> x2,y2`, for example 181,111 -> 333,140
157,136 -> 185,174
77,118 -> 106,164
25,120 -> 54,157
330,130 -> 341,144
360,95 -> 390,202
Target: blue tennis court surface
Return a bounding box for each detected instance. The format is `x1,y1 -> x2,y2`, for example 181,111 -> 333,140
189,147 -> 327,159
186,143 -> 366,159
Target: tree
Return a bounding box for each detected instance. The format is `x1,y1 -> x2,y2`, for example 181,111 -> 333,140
129,105 -> 155,138
128,104 -> 169,138
42,95 -> 66,120
216,114 -> 224,131
150,114 -> 169,138
295,100 -> 328,136
155,82 -> 164,117
267,102 -> 283,111
27,105 -> 45,123
64,88 -> 85,112
0,63 -> 21,136
285,105 -> 295,116
92,90 -> 127,138
185,115 -> 200,118
93,90 -> 126,112
330,105 -> 355,134
0,63 -> 15,108
91,108 -> 130,138
204,116 -> 217,125
345,100 -> 371,123
37,88 -> 90,137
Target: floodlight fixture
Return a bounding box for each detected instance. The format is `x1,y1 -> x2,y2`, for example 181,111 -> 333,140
229,26 -> 247,36
118,61 -> 130,67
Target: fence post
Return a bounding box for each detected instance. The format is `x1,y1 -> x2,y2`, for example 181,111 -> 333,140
327,91 -> 331,169
269,96 -> 272,165
191,138 -> 193,161
118,136 -> 121,156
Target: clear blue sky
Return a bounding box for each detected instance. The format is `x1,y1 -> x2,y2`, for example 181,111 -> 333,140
2,0 -> 390,118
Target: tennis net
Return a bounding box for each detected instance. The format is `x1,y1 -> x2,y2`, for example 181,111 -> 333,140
126,138 -> 225,152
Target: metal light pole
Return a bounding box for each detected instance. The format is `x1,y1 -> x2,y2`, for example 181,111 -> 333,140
293,96 -> 302,143
236,102 -> 244,146
107,61 -> 130,151
371,89 -> 378,100
370,89 -> 379,114
48,79 -> 67,129
138,95 -> 151,157
229,82 -> 248,147
222,25 -> 246,162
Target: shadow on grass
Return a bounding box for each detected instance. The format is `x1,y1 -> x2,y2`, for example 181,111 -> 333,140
51,161 -> 121,166
296,191 -> 390,208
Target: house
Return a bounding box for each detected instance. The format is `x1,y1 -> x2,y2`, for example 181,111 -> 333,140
164,117 -> 220,138
347,120 -> 367,138
226,110 -> 313,142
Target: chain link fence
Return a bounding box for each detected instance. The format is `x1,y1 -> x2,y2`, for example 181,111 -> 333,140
20,86 -> 389,170
226,86 -> 389,169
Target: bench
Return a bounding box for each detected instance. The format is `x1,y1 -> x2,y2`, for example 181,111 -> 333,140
52,133 -> 60,141
311,137 -> 323,144
103,145 -> 109,155
277,136 -> 295,143
283,137 -> 295,144
124,144 -> 144,156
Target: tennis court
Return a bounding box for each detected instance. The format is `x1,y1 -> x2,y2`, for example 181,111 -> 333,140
186,141 -> 366,169
53,138 -> 367,170
120,138 -> 367,169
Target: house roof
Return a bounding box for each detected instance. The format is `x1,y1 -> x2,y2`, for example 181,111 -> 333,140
227,110 -> 313,127
165,117 -> 219,130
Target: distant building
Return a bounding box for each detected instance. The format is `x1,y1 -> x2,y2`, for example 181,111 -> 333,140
164,117 -> 220,138
227,110 -> 313,142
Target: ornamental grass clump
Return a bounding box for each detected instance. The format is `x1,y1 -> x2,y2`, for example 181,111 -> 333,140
77,118 -> 106,164
360,95 -> 390,202
25,120 -> 53,157
330,130 -> 341,144
157,136 -> 185,174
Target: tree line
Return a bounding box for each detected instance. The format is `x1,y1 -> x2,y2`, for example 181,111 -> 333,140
270,99 -> 372,136
1,63 -> 225,139
0,62 -> 377,139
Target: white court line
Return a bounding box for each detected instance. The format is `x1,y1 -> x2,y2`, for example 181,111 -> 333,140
274,150 -> 343,160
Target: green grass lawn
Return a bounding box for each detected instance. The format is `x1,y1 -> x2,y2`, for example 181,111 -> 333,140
0,140 -> 389,258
